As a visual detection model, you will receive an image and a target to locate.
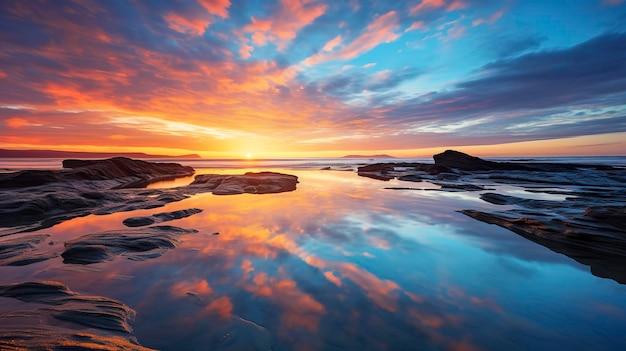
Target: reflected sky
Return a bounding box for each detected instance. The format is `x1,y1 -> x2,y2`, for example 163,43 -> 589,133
1,169 -> 625,350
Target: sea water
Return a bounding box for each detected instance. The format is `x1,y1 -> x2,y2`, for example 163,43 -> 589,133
0,158 -> 625,350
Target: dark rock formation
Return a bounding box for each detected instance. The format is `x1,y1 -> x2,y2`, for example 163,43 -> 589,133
433,150 -> 532,171
0,164 -> 300,233
461,209 -> 626,284
123,208 -> 203,227
63,157 -> 195,188
0,157 -> 194,189
190,172 -> 298,195
62,225 -> 197,264
0,281 -> 153,350
0,234 -> 57,266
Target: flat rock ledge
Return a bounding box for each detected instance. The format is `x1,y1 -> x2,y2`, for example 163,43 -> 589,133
0,281 -> 154,350
62,225 -> 197,264
190,172 -> 299,195
0,157 -> 195,189
0,160 -> 298,233
123,208 -> 203,227
360,150 -> 626,284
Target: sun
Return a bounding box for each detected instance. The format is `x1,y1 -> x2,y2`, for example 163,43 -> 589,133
245,153 -> 253,159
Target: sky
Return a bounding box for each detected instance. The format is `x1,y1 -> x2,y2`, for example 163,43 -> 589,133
1,0 -> 625,158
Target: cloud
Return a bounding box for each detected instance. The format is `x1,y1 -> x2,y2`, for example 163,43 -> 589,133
366,31 -> 626,143
241,0 -> 327,52
304,11 -> 401,65
472,10 -> 504,26
198,0 -> 231,18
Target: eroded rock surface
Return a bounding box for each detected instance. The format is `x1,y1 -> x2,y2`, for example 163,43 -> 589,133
0,281 -> 153,350
123,208 -> 203,227
62,225 -> 197,264
190,172 -> 298,195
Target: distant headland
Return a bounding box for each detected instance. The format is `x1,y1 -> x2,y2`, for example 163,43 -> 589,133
341,154 -> 395,159
0,149 -> 201,159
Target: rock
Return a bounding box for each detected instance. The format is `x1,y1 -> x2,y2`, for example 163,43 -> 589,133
62,225 -> 197,264
123,208 -> 203,227
583,206 -> 626,231
460,209 -> 626,284
433,150 -> 531,171
0,234 -> 57,266
122,216 -> 156,227
190,172 -> 298,195
0,281 -> 154,350
62,157 -> 195,189
0,167 -> 299,233
0,157 -> 194,190
0,170 -> 62,188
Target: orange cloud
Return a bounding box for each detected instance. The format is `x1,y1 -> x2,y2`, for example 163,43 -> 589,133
242,0 -> 327,52
410,0 -> 445,14
305,11 -> 400,65
204,296 -> 233,318
164,12 -> 211,35
171,279 -> 214,297
198,0 -> 231,18
5,117 -> 30,128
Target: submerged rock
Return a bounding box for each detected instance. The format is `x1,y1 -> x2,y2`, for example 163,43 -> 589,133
62,225 -> 198,264
0,234 -> 57,266
123,208 -> 203,227
461,209 -> 626,284
190,172 -> 298,195
0,281 -> 153,350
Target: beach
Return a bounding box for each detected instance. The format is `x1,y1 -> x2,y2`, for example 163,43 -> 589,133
0,153 -> 625,350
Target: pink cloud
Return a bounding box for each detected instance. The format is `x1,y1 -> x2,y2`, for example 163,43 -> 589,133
305,11 -> 401,65
241,0 -> 327,53
410,0 -> 445,15
322,35 -> 341,51
164,12 -> 211,35
411,0 -> 465,14
472,10 -> 504,27
405,21 -> 425,32
197,0 -> 230,18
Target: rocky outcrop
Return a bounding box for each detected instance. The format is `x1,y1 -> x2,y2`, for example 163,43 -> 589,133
433,150 -> 532,171
62,157 -> 195,188
0,159 -> 300,233
123,208 -> 203,227
461,208 -> 626,284
190,172 -> 298,195
0,157 -> 194,189
62,225 -> 197,264
0,281 -> 153,350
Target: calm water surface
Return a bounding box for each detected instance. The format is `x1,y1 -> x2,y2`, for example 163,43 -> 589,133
1,166 -> 625,350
